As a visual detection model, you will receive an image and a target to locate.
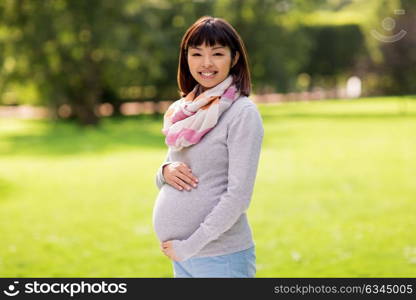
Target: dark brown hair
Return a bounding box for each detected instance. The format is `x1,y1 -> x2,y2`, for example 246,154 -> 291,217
177,16 -> 251,97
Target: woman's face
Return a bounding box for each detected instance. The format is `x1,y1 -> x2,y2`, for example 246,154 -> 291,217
187,43 -> 239,90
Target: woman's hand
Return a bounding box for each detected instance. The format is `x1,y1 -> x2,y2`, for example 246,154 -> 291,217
162,162 -> 198,191
161,241 -> 181,261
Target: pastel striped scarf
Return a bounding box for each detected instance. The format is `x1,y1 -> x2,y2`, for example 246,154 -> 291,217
162,75 -> 240,151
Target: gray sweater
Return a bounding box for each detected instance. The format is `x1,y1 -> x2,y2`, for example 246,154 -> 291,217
153,96 -> 264,261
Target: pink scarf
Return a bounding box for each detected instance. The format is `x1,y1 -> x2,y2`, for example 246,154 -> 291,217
162,75 -> 240,151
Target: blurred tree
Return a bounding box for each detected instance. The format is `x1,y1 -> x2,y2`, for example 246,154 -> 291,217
1,0 -> 115,125
300,24 -> 369,89
214,0 -> 331,92
0,0 -> 216,124
2,0 -> 410,125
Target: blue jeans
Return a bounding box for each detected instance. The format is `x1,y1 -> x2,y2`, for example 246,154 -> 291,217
172,246 -> 256,278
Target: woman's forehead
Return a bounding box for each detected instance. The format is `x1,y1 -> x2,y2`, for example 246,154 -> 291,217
189,43 -> 228,50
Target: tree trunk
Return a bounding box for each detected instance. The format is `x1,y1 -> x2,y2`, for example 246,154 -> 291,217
73,49 -> 102,126
73,99 -> 99,126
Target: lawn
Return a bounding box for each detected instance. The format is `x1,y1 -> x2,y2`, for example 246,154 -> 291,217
0,96 -> 415,277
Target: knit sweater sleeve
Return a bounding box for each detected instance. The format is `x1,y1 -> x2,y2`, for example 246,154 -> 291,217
155,151 -> 172,190
172,105 -> 264,261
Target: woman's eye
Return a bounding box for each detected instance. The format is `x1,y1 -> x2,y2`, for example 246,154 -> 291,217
190,53 -> 223,56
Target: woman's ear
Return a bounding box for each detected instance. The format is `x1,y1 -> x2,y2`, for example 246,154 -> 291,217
232,51 -> 240,67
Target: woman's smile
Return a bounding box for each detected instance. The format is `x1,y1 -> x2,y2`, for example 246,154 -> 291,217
199,71 -> 218,79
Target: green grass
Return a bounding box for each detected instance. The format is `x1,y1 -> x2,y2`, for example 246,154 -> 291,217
0,96 -> 415,277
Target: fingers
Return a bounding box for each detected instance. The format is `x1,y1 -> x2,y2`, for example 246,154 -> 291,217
161,242 -> 169,257
167,179 -> 185,191
178,165 -> 199,184
174,173 -> 196,191
161,241 -> 179,261
165,162 -> 199,191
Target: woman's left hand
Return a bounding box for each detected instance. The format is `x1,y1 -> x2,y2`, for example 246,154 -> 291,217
161,241 -> 181,261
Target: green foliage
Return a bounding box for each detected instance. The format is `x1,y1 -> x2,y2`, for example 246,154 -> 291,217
214,0 -> 314,92
1,97 -> 416,277
299,24 -> 369,88
0,0 -> 324,119
0,0 -> 414,125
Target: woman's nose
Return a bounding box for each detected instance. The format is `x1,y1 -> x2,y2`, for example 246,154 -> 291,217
202,55 -> 213,68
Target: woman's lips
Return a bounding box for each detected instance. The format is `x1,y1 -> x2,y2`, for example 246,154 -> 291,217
199,71 -> 217,79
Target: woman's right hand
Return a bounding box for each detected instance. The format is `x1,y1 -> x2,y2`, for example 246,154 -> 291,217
162,162 -> 199,191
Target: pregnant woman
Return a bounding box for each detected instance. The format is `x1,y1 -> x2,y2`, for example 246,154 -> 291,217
153,16 -> 264,278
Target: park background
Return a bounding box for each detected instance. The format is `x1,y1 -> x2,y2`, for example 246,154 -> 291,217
0,0 -> 415,277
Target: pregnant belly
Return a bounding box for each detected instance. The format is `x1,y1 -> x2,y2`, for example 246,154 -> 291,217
152,184 -> 220,242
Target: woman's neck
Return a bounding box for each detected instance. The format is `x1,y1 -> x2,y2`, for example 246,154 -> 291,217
195,84 -> 207,97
